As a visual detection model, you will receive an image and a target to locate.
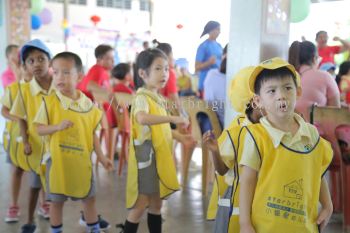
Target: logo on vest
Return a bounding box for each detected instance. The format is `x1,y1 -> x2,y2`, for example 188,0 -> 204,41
284,179 -> 303,200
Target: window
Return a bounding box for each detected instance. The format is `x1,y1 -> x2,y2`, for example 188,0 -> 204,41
47,0 -> 87,5
140,0 -> 150,11
97,0 -> 131,9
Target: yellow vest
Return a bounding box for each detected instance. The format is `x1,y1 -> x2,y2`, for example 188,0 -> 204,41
42,94 -> 102,198
18,82 -> 52,173
246,124 -> 332,233
126,90 -> 180,208
207,115 -> 247,233
4,82 -> 30,171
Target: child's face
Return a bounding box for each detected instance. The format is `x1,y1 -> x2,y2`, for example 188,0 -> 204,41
24,50 -> 50,79
52,58 -> 82,95
140,57 -> 169,91
8,47 -> 19,65
254,76 -> 300,121
100,50 -> 114,71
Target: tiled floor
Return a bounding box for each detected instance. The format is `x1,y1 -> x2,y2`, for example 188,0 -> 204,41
0,147 -> 346,233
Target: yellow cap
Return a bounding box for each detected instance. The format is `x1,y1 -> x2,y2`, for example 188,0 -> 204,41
229,66 -> 255,113
248,57 -> 301,93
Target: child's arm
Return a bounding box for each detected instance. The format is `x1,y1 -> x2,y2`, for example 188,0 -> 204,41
172,129 -> 197,149
93,133 -> 113,171
136,111 -> 189,127
202,130 -> 229,175
317,177 -> 333,231
1,106 -> 18,121
36,120 -> 73,136
239,165 -> 258,233
18,119 -> 32,155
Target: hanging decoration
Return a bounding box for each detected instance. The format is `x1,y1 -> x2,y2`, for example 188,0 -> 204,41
38,8 -> 52,25
31,0 -> 45,14
90,15 -> 101,26
290,0 -> 311,23
31,14 -> 42,30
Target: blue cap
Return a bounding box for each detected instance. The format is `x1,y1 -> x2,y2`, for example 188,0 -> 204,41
319,62 -> 336,72
20,39 -> 52,63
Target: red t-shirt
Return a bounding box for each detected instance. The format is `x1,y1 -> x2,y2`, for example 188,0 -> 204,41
77,64 -> 111,99
113,83 -> 134,94
318,45 -> 341,66
76,64 -> 117,127
160,67 -> 178,98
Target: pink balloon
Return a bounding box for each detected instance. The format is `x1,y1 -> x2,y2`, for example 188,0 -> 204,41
39,8 -> 52,25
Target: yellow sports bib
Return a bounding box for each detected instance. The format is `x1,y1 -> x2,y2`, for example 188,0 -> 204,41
5,82 -> 30,171
42,94 -> 102,198
126,90 -> 180,208
245,124 -> 332,233
207,115 -> 246,220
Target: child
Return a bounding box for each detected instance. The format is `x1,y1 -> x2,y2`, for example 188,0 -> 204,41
338,61 -> 350,104
112,62 -> 134,94
33,51 -> 113,233
1,63 -> 32,223
120,48 -> 188,233
177,67 -> 194,96
239,57 -> 333,233
10,39 -> 54,233
203,66 -> 262,233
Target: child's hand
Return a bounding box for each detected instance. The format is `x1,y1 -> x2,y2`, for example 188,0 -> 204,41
171,116 -> 189,128
317,205 -> 333,231
179,133 -> 197,148
333,36 -> 340,41
208,56 -> 216,65
240,224 -> 256,233
57,120 -> 73,131
100,156 -> 114,171
24,142 -> 32,155
203,130 -> 219,153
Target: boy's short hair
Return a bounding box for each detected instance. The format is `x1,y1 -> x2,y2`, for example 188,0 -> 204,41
51,52 -> 83,73
248,57 -> 300,95
94,44 -> 113,59
5,44 -> 19,58
253,67 -> 297,94
111,63 -> 130,80
20,39 -> 52,63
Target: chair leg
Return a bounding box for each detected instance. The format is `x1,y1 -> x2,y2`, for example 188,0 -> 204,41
118,132 -> 128,176
342,164 -> 350,229
202,144 -> 209,196
181,143 -> 194,186
107,128 -> 117,169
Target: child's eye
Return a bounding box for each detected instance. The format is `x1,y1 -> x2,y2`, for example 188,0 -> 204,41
285,86 -> 293,90
63,71 -> 70,76
267,89 -> 275,94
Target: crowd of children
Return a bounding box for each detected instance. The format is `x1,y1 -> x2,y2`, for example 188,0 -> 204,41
2,30 -> 350,233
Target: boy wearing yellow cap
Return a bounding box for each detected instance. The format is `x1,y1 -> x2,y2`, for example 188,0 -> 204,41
203,66 -> 262,233
239,58 -> 333,233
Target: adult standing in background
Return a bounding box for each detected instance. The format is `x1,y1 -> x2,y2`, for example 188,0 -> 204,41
289,40 -> 340,122
195,21 -> 222,98
316,31 -> 350,66
1,44 -> 20,88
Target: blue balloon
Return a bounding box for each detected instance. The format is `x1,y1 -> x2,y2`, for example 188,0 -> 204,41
31,14 -> 42,30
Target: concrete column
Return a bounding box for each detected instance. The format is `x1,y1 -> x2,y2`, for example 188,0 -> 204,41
225,0 -> 291,126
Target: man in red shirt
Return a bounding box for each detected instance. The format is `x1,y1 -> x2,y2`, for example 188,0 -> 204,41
316,31 -> 350,66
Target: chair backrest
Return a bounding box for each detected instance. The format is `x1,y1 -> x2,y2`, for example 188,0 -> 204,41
180,96 -> 222,142
309,104 -> 350,168
113,93 -> 134,133
91,89 -> 110,104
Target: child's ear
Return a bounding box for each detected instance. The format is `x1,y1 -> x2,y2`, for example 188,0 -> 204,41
296,86 -> 302,98
77,71 -> 84,82
138,68 -> 146,80
253,95 -> 262,109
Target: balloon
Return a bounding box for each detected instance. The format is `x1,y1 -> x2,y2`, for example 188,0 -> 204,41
31,0 -> 45,14
39,8 -> 52,25
290,0 -> 310,23
31,14 -> 42,30
176,24 -> 183,29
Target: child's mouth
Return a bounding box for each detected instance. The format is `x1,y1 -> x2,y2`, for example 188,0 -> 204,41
277,100 -> 288,112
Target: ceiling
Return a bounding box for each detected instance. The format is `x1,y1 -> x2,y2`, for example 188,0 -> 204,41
311,0 -> 345,2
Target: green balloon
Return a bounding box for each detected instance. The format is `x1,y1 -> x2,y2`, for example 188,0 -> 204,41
290,0 -> 310,23
31,0 -> 45,14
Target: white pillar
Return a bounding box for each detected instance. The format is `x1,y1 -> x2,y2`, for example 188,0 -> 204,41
225,0 -> 291,126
